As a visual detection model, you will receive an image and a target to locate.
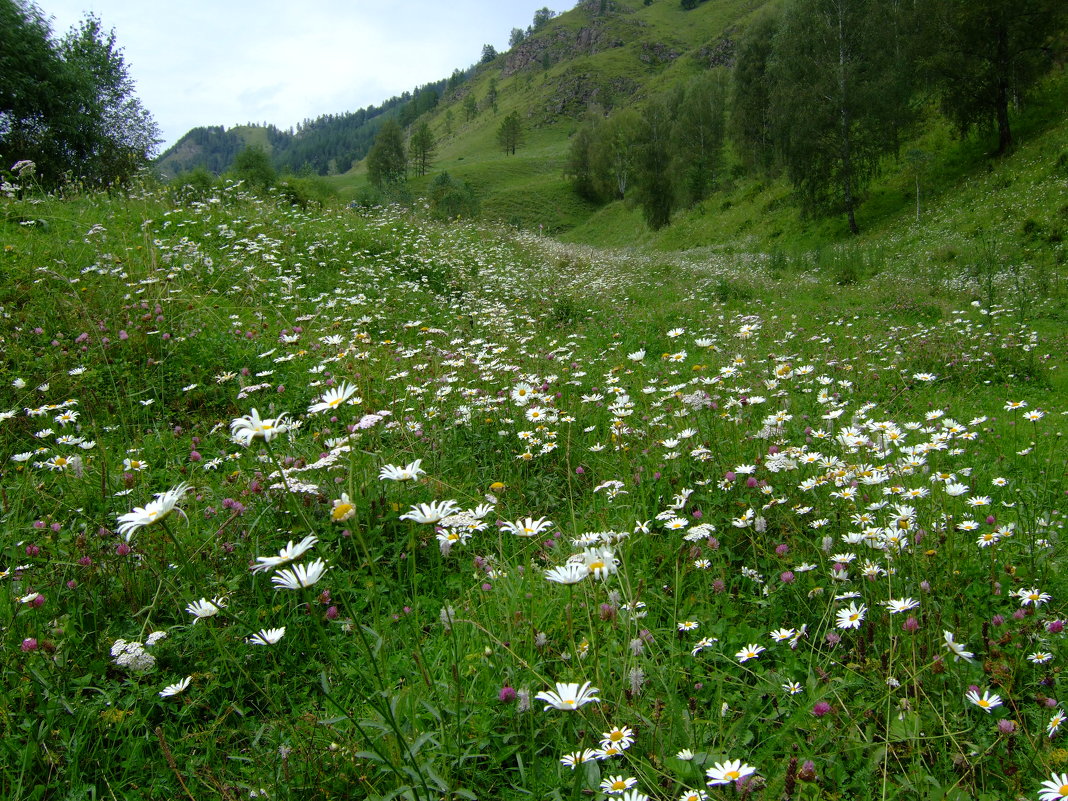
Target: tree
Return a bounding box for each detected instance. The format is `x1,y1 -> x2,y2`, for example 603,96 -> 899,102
59,14 -> 161,185
565,114 -> 602,201
408,121 -> 436,177
532,7 -> 556,30
509,28 -> 526,49
633,98 -> 676,229
730,13 -> 779,174
497,111 -> 524,155
485,78 -> 499,114
921,0 -> 1064,155
0,2 -> 159,186
231,144 -> 275,191
480,44 -> 498,64
770,0 -> 911,234
366,118 -> 407,188
463,93 -> 478,122
671,71 -> 727,205
592,108 -> 639,200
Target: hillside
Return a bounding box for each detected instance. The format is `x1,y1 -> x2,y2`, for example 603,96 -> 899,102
156,0 -> 1067,271
337,0 -> 774,227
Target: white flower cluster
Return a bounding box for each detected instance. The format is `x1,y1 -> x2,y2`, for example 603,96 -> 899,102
110,631 -> 166,673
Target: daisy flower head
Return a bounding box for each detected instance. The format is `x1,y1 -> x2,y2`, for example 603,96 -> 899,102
116,482 -> 192,542
1048,709 -> 1066,738
942,630 -> 975,662
230,408 -> 290,446
331,493 -> 356,522
502,516 -> 553,537
1039,772 -> 1068,800
399,500 -> 461,524
534,681 -> 600,711
678,791 -> 709,801
1029,651 -> 1054,664
544,563 -> 588,585
158,676 -> 192,698
247,627 -> 286,645
1016,587 -> 1052,607
883,597 -> 919,614
601,775 -> 638,795
735,643 -> 765,662
379,459 -> 425,482
965,688 -> 1002,713
835,602 -> 867,630
271,558 -> 328,590
601,725 -> 635,750
706,759 -> 757,786
250,534 -> 318,573
560,749 -> 598,768
307,382 -> 360,415
186,596 -> 227,623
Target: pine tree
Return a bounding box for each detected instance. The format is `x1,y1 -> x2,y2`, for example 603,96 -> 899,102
496,111 -> 524,155
408,121 -> 436,177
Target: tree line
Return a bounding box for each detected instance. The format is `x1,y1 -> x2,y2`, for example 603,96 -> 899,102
568,0 -> 1066,232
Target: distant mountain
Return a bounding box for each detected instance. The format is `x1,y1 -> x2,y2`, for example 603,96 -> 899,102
154,75 -> 452,178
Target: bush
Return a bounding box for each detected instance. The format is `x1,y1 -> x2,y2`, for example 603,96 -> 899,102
428,172 -> 480,220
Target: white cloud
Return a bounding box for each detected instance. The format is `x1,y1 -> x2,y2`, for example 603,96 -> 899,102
40,0 -> 563,148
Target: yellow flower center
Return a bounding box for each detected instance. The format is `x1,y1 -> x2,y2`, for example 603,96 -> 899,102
611,781 -> 626,790
1059,785 -> 1068,796
726,770 -> 740,780
331,503 -> 354,521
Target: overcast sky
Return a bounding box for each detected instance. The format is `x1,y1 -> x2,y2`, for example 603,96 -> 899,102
40,1 -> 566,151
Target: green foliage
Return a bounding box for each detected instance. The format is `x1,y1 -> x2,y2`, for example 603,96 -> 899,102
0,2 -> 159,186
428,172 -> 479,220
367,118 -> 408,189
409,121 -> 436,178
230,144 -> 276,192
671,71 -> 728,205
633,98 -> 676,230
169,166 -> 215,201
771,0 -> 913,234
920,0 -> 1066,155
0,182 -> 1065,801
497,111 -> 525,156
730,12 -> 779,175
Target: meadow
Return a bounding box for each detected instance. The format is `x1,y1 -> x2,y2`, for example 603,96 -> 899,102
1,169 -> 1067,801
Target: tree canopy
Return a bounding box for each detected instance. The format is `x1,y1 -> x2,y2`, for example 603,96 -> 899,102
0,0 -> 159,186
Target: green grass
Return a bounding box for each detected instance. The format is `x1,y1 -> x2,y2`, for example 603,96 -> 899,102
1,166 -> 1066,799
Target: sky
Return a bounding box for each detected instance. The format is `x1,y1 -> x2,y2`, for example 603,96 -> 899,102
40,1 -> 567,152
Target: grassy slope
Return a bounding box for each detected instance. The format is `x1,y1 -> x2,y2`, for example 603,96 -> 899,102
328,0 -> 1066,285
331,0 -> 775,229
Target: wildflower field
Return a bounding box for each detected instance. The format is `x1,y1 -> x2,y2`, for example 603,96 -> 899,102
2,175 -> 1067,801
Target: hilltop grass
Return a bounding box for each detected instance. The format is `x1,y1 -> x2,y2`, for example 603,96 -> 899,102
2,170 -> 1066,801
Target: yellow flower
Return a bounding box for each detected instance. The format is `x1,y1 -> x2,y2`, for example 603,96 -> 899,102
331,493 -> 356,522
